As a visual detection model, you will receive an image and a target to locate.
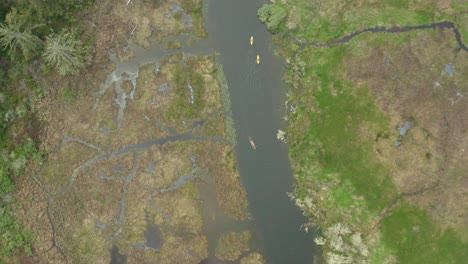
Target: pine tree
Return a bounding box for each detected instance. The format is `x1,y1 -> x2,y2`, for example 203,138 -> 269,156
43,31 -> 88,76
15,0 -> 71,20
0,8 -> 42,60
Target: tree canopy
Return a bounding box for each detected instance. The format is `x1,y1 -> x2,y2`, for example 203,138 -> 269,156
257,4 -> 287,32
0,8 -> 42,60
43,31 -> 88,75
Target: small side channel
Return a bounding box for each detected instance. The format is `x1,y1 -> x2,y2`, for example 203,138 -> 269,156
110,245 -> 127,264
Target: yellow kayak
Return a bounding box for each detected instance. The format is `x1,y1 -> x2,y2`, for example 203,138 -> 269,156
256,55 -> 260,64
250,36 -> 254,45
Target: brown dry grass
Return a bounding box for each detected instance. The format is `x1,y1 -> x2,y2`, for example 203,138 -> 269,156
345,28 -> 468,231
197,142 -> 249,220
153,234 -> 208,264
15,29 -> 248,264
240,252 -> 266,264
215,231 -> 251,261
12,0 -> 253,261
81,0 -> 201,57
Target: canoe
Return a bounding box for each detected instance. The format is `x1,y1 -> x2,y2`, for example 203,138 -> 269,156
248,136 -> 256,150
256,55 -> 260,64
250,36 -> 254,45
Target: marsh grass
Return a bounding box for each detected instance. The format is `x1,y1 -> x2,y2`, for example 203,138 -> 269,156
180,0 -> 207,38
289,0 -> 452,42
167,58 -> 205,122
214,62 -> 236,144
380,204 -> 468,263
277,5 -> 468,261
215,231 -> 251,261
459,14 -> 468,45
165,40 -> 182,50
240,253 -> 265,264
289,46 -> 396,215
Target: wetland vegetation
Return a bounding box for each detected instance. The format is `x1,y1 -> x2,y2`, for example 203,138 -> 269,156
0,0 -> 262,263
2,0 -> 467,263
259,0 -> 467,263
0,0 -> 94,261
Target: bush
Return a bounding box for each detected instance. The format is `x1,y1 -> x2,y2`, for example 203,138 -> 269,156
257,4 -> 287,32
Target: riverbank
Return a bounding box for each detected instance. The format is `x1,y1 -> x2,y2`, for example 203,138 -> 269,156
259,0 -> 467,263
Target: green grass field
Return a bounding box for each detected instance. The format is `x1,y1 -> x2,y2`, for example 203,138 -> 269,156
381,204 -> 467,263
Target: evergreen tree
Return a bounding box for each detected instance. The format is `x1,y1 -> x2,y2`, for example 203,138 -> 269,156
43,30 -> 88,76
0,8 -> 42,60
14,0 -> 90,19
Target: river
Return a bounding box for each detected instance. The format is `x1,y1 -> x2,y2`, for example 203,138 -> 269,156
204,0 -> 316,263
109,0 -> 318,263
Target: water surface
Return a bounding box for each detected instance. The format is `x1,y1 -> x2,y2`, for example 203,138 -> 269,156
204,0 -> 316,263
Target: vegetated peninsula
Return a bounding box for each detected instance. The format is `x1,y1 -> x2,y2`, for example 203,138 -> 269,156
0,0 -> 264,263
259,0 -> 467,263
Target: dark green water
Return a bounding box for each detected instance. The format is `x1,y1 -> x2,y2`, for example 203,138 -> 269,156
204,0 -> 316,263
